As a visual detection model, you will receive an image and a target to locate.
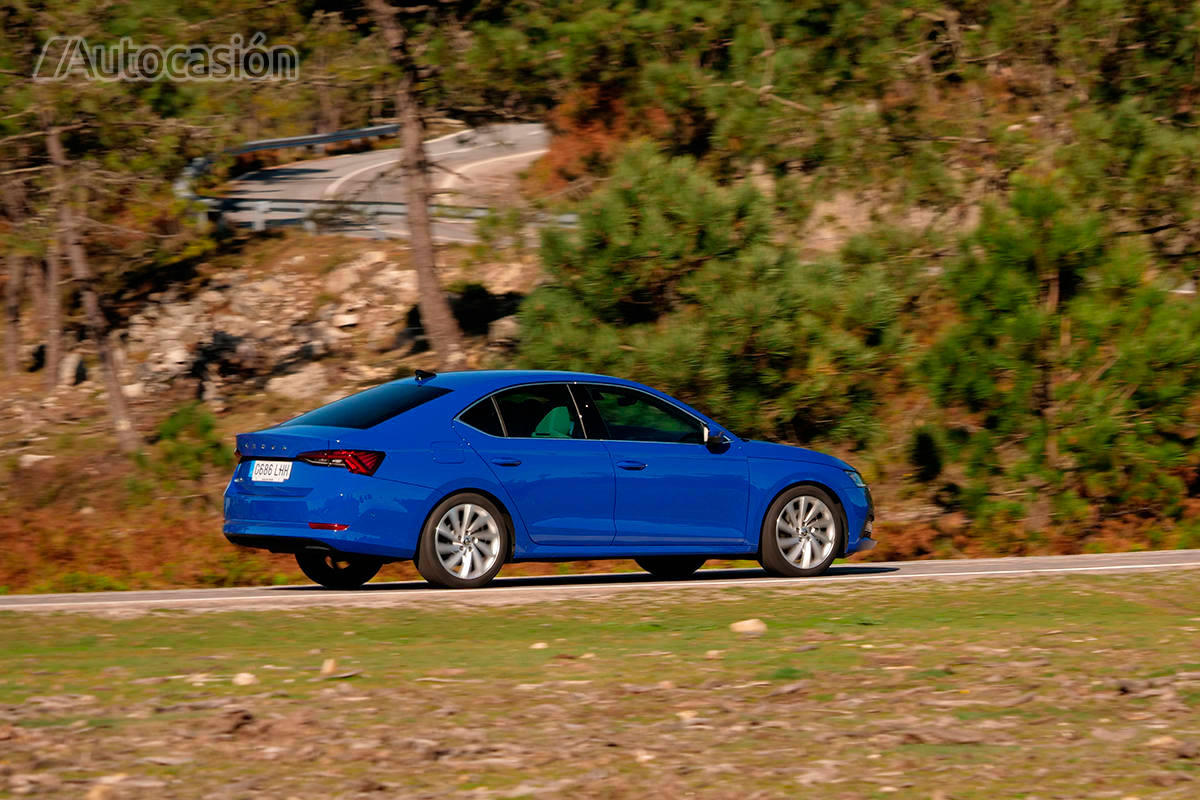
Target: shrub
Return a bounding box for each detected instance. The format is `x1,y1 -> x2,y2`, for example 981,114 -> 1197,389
518,143 -> 903,446
921,175 -> 1200,533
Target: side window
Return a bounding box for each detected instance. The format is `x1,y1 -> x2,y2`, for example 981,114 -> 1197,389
458,397 -> 505,437
584,385 -> 704,444
493,384 -> 584,439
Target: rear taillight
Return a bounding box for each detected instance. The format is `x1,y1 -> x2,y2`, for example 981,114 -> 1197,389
234,448 -> 243,464
297,449 -> 385,476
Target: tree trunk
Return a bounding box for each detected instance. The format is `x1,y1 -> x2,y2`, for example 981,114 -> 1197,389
45,126 -> 138,452
4,250 -> 22,376
43,237 -> 61,390
1,176 -> 27,376
26,251 -> 44,374
365,0 -> 466,370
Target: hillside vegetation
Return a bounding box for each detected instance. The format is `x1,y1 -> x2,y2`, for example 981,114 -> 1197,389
2,1 -> 1200,590
507,0 -> 1200,555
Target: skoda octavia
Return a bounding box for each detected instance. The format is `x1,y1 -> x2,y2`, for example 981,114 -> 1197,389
224,370 -> 876,589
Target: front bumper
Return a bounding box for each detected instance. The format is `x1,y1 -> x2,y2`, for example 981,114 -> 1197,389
849,484 -> 876,553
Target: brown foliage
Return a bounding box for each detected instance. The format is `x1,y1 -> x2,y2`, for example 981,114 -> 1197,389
524,87 -> 670,196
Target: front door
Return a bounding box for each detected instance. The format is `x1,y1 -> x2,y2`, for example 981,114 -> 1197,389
577,384 -> 749,547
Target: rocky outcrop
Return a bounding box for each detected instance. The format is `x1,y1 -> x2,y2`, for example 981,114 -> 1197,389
108,249 -> 538,407
118,250 -> 430,402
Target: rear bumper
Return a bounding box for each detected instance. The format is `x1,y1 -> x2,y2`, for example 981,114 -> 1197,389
222,472 -> 433,559
223,520 -> 416,559
226,532 -> 354,555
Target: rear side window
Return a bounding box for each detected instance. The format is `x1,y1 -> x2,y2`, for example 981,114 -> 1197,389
458,398 -> 505,437
492,384 -> 583,439
281,382 -> 450,429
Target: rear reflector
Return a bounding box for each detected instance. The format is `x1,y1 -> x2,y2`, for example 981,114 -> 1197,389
308,522 -> 349,531
297,449 -> 385,476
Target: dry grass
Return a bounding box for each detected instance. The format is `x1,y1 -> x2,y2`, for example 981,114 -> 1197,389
1,571 -> 1198,797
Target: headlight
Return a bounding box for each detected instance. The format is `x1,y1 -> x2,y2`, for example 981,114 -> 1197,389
845,470 -> 866,488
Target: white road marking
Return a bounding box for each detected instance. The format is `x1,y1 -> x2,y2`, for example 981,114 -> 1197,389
322,154 -> 402,199
321,144 -> 539,200
424,128 -> 473,145
436,148 -> 549,193
2,560 -> 1198,611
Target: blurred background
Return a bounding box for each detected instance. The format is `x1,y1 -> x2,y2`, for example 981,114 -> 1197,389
2,1 -> 1199,593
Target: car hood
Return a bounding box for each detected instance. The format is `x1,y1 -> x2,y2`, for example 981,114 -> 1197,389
741,440 -> 853,472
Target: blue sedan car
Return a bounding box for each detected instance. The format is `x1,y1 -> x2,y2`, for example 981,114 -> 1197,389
224,370 -> 875,589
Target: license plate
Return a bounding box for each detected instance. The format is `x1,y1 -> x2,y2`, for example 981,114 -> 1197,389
251,460 -> 293,483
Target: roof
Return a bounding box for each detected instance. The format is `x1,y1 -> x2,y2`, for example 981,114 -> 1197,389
400,369 -> 723,430
403,369 -> 642,393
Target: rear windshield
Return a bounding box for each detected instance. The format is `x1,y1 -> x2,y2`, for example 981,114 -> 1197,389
281,382 -> 450,430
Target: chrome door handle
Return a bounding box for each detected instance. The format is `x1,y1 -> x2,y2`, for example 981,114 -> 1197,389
616,460 -> 647,471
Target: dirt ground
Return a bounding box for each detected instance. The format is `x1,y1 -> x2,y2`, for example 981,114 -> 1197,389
1,571 -> 1199,798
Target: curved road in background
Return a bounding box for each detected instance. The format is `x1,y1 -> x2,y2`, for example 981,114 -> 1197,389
221,123 -> 549,242
1,550 -> 1197,613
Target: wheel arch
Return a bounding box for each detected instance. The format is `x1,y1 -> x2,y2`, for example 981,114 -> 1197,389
757,479 -> 850,558
415,486 -> 519,565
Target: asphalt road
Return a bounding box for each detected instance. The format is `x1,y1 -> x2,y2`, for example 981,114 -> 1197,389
222,123 -> 548,241
2,550 -> 1197,613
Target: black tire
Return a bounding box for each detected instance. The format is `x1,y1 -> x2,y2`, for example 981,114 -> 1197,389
758,485 -> 844,578
416,493 -> 510,589
295,551 -> 382,590
634,556 -> 706,580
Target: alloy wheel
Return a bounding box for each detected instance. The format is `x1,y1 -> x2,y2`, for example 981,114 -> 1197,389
775,495 -> 837,570
433,502 -> 502,581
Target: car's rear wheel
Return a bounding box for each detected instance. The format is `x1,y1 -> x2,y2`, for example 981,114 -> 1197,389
295,551 -> 382,590
416,493 -> 509,589
759,486 -> 842,578
634,556 -> 706,580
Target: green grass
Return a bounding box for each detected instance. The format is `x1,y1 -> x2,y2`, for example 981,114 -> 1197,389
1,571 -> 1198,798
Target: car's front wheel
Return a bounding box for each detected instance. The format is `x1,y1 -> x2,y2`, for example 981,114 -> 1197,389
634,556 -> 706,580
416,493 -> 509,589
759,486 -> 842,578
295,551 -> 382,590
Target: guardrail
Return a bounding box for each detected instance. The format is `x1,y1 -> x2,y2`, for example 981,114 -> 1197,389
174,123 -> 407,204
209,195 -> 577,234
225,124 -> 401,155
179,122 -> 574,238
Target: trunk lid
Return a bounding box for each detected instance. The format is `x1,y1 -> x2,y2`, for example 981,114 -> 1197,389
232,426 -> 330,498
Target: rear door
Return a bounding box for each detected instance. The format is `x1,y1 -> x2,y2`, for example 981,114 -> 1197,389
579,384 -> 749,547
454,383 -> 616,548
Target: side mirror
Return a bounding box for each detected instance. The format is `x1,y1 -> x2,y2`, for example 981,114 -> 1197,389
703,425 -> 731,453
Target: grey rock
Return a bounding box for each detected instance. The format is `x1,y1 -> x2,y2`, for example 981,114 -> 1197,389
265,362 -> 328,399
18,454 -> 53,469
730,618 -> 767,637
488,315 -> 521,347
325,265 -> 364,296
60,352 -> 86,386
163,344 -> 190,368
372,268 -> 418,304
256,277 -> 284,297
